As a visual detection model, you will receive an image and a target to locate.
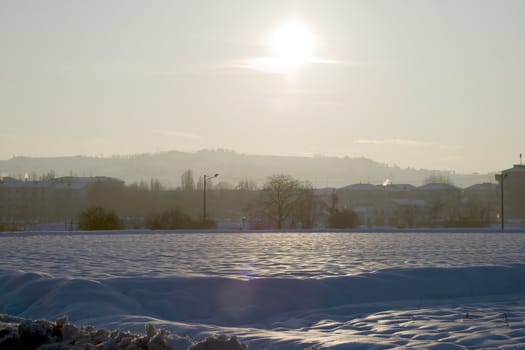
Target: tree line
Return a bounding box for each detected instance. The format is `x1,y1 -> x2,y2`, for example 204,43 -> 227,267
79,171 -> 357,230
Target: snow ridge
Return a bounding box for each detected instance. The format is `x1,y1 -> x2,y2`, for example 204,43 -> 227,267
2,265 -> 525,326
2,265 -> 525,349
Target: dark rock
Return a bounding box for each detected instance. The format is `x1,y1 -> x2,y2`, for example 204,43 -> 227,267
190,335 -> 248,350
0,330 -> 21,350
18,320 -> 54,349
1,316 -> 250,350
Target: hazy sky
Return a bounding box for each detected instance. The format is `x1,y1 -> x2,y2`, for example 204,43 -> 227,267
1,0 -> 524,173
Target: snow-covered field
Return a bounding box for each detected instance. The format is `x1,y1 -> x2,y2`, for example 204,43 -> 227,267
1,231 -> 525,349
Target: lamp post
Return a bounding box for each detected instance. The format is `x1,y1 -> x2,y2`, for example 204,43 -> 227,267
500,172 -> 508,231
203,173 -> 219,224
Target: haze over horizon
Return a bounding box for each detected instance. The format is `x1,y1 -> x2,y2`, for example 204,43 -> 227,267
2,0 -> 524,174
0,148 -> 503,176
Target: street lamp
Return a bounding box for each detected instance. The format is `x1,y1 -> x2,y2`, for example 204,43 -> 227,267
500,172 -> 508,231
203,173 -> 219,224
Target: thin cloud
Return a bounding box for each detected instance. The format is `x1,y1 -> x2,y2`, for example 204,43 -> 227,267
354,139 -> 433,146
145,129 -> 201,140
60,63 -> 221,78
234,56 -> 343,74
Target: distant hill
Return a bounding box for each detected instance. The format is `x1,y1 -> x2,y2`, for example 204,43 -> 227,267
0,150 -> 496,188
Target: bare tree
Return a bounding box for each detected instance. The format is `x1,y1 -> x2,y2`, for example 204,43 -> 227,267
424,173 -> 453,185
215,181 -> 233,190
258,174 -> 306,229
39,170 -> 56,181
292,182 -> 317,228
329,190 -> 339,215
235,179 -> 258,191
180,169 -> 196,191
150,178 -> 164,192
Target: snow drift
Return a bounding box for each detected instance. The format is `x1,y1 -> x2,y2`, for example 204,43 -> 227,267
1,265 -> 525,328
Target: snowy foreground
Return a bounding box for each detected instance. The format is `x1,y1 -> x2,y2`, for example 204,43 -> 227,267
1,231 -> 525,349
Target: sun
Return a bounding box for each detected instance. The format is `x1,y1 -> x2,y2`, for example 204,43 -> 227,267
271,21 -> 315,62
257,21 -> 316,72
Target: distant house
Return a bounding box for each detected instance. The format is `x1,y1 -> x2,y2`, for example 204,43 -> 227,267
51,176 -> 124,220
463,183 -> 498,223
337,184 -> 382,225
496,165 -> 525,223
383,184 -> 416,192
329,180 -> 505,228
350,206 -> 374,227
414,183 -> 462,224
336,183 -> 417,226
0,176 -> 123,223
464,182 -> 498,193
384,199 -> 431,228
0,177 -> 51,222
338,183 -> 383,207
416,182 -> 460,192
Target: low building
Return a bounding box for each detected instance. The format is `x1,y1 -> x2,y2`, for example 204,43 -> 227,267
463,183 -> 498,224
414,183 -> 462,224
496,165 -> 525,223
0,176 -> 123,224
0,177 -> 51,222
384,199 -> 431,228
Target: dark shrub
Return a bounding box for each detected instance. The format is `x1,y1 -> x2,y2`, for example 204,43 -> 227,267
329,210 -> 359,229
146,210 -> 193,229
443,219 -> 491,228
78,207 -> 122,230
146,210 -> 216,229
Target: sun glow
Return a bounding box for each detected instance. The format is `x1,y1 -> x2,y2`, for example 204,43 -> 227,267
249,21 -> 317,73
271,21 -> 315,65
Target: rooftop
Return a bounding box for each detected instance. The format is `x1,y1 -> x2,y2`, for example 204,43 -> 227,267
343,183 -> 381,191
417,183 -> 459,191
464,183 -> 498,191
502,164 -> 525,174
391,199 -> 429,207
0,176 -> 121,189
383,184 -> 415,192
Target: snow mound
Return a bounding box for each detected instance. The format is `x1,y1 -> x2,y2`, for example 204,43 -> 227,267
2,265 -> 525,349
2,265 -> 525,327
